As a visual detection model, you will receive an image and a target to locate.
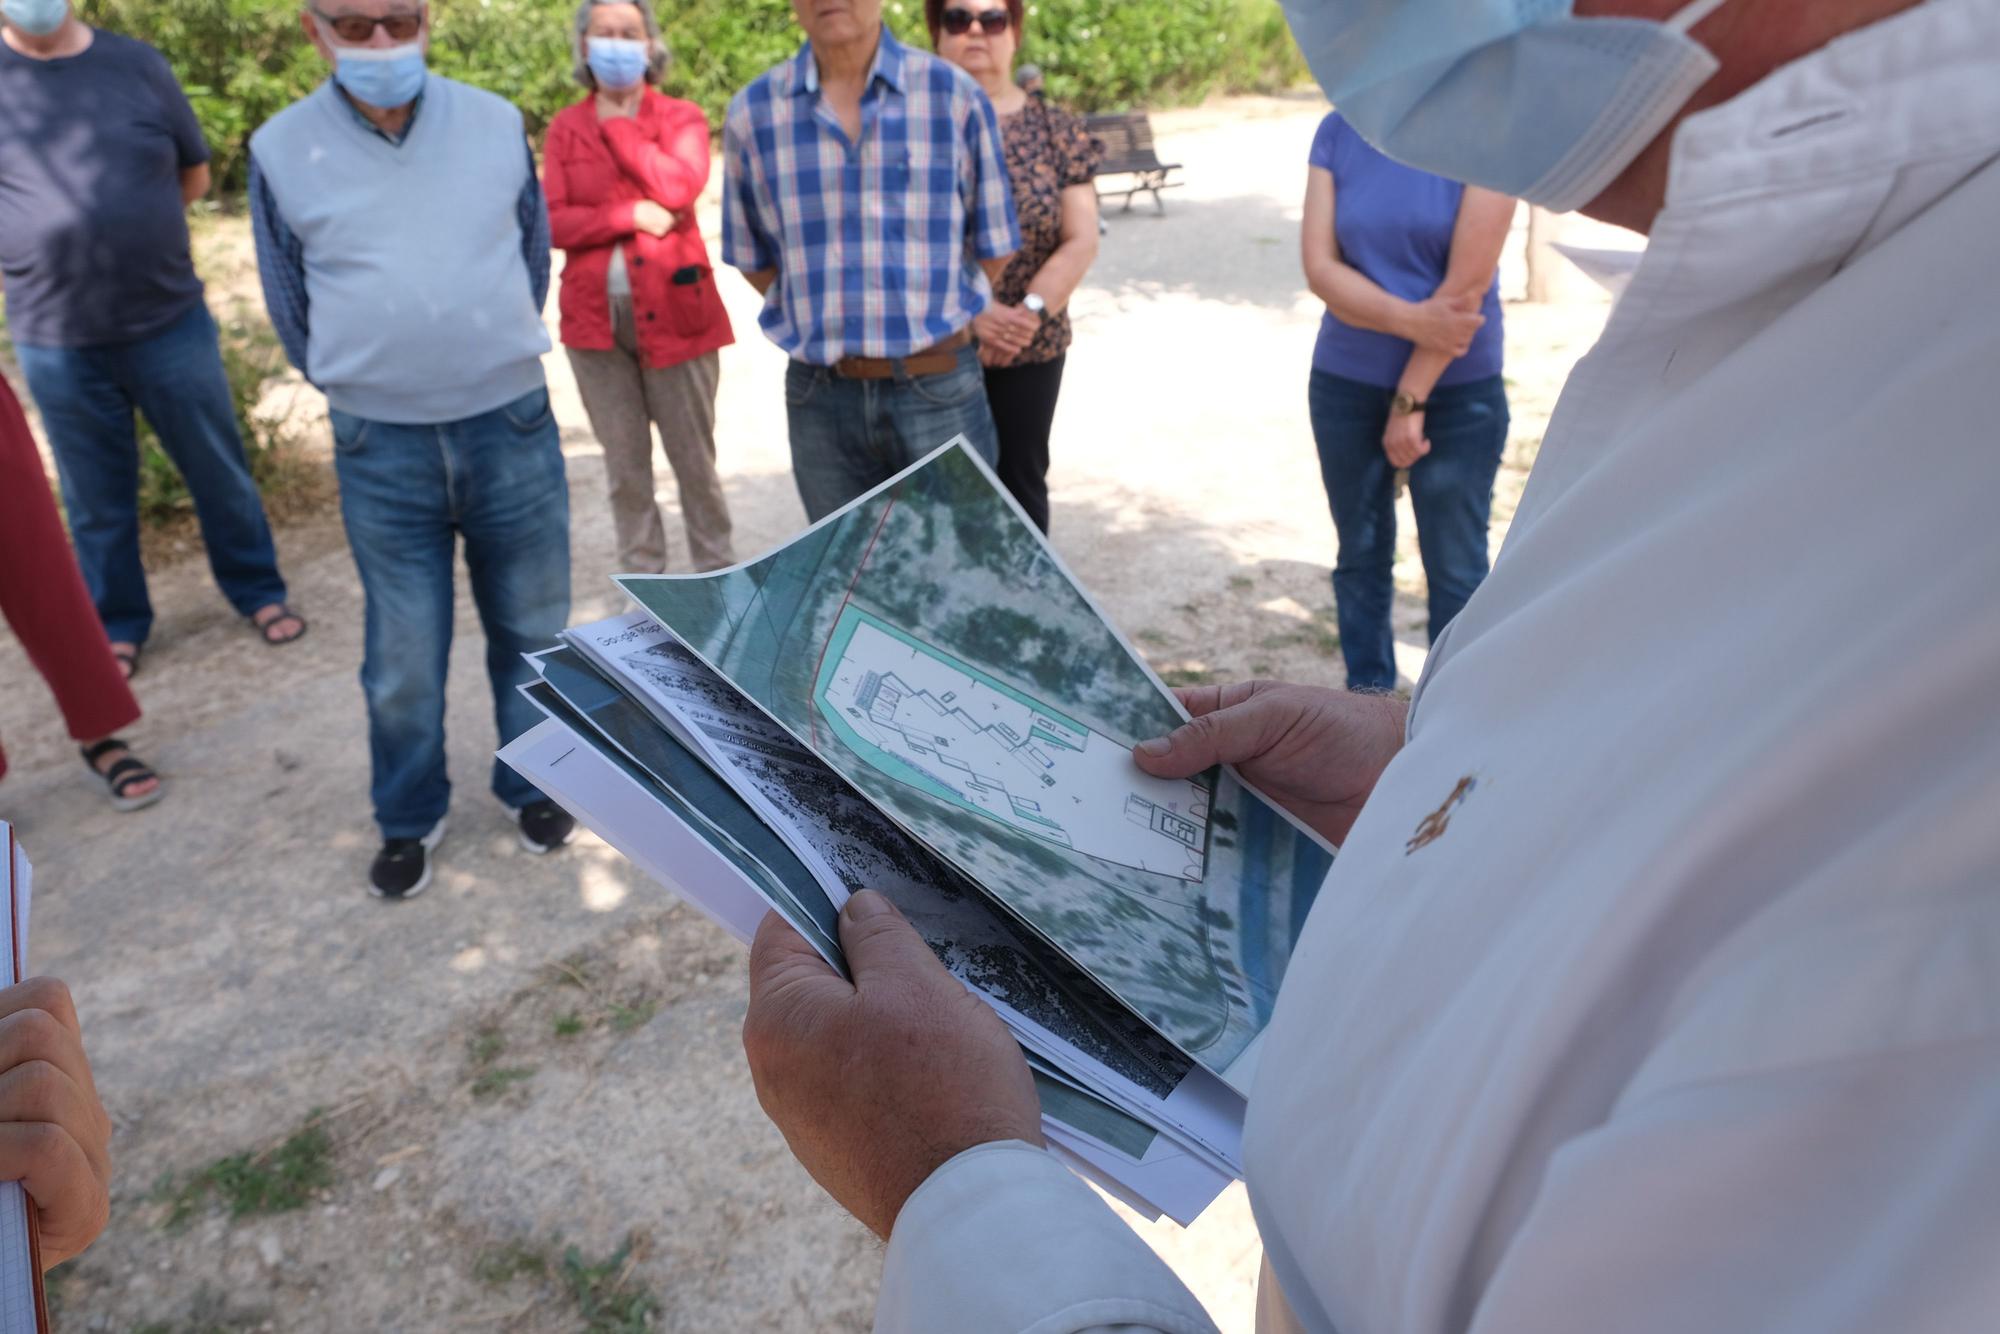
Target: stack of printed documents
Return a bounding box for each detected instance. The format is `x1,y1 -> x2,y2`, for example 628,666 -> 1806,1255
500,443 -> 1335,1225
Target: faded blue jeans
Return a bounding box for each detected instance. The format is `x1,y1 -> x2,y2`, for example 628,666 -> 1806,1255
784,343 -> 1000,521
1309,370 -> 1509,692
15,301 -> 288,646
331,386 -> 572,839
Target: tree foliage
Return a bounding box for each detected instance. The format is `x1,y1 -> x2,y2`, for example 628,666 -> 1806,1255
79,0 -> 1303,193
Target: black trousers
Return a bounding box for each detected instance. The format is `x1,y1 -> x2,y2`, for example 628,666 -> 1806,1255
982,353 -> 1067,533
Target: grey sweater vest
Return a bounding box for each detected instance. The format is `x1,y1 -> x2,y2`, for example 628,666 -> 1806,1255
250,76 -> 549,424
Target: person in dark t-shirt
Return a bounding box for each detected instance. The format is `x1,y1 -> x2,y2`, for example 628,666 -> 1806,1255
0,2 -> 302,677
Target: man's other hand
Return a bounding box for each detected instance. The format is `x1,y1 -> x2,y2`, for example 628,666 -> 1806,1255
0,978 -> 112,1270
1135,680 -> 1409,847
743,892 -> 1043,1239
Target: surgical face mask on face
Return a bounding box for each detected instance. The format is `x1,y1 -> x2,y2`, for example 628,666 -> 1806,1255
587,37 -> 649,90
1,0 -> 70,37
331,41 -> 428,111
1282,0 -> 1736,212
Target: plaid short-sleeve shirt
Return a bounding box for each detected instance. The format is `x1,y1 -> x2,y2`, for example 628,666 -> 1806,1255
722,27 -> 1020,365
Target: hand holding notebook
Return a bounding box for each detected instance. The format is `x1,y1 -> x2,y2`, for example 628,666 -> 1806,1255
1,823 -> 115,1333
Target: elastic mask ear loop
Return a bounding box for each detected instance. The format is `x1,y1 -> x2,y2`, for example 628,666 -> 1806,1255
1665,0 -> 1736,36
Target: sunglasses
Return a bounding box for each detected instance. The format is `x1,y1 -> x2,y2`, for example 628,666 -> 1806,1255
312,8 -> 425,43
940,7 -> 1010,36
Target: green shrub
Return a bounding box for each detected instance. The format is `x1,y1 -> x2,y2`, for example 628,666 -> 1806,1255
81,0 -> 1304,193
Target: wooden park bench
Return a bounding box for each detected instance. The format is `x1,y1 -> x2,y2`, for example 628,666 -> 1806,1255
1084,111 -> 1183,214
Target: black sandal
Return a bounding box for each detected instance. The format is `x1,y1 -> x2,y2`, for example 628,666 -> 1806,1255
79,739 -> 164,813
110,645 -> 140,681
250,604 -> 309,647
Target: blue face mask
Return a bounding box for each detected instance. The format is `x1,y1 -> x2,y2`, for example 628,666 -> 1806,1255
332,42 -> 429,111
1281,0 -> 1735,211
587,37 -> 650,91
1,0 -> 70,37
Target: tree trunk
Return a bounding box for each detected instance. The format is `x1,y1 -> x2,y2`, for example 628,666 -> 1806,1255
1525,206 -> 1564,304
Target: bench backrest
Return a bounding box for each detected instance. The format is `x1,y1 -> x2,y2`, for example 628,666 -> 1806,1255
1085,112 -> 1164,173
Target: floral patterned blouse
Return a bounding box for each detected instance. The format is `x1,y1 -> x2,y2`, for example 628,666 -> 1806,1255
993,96 -> 1102,365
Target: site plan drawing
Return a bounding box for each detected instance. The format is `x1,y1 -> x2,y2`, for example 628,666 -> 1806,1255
619,444 -> 1336,1092
817,610 -> 1211,881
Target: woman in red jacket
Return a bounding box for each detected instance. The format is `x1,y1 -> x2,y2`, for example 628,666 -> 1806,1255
548,0 -> 737,574
1,375 -> 162,811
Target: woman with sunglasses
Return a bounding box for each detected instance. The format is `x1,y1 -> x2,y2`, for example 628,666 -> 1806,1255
544,0 -> 737,575
927,0 -> 1100,534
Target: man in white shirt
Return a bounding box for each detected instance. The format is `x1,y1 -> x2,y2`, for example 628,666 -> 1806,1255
739,0 -> 2000,1330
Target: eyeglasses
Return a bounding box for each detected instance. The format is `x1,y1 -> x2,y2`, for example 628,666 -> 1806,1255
940,7 -> 1010,36
311,8 -> 425,44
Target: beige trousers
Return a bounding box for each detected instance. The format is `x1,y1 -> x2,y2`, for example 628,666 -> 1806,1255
566,299 -> 735,574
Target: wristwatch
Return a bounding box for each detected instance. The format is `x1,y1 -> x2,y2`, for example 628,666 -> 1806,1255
1390,390 -> 1428,416
1022,293 -> 1048,320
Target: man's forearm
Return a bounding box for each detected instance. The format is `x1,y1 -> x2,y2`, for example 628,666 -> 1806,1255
742,267 -> 777,296
979,253 -> 1013,289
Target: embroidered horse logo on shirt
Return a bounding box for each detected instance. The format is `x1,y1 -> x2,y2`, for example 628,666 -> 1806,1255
1406,775 -> 1477,855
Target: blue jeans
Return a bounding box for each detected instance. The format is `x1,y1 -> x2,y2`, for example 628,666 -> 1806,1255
1309,370 -> 1509,692
15,301 -> 287,646
784,343 -> 1000,521
331,386 -> 572,839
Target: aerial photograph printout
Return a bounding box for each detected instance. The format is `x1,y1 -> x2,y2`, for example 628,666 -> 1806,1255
620,445 -> 1335,1089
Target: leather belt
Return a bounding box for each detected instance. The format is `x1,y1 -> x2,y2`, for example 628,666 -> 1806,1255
832,327 -> 972,380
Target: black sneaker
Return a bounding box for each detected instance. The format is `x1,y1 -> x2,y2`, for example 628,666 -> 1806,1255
369,818 -> 446,900
515,799 -> 576,855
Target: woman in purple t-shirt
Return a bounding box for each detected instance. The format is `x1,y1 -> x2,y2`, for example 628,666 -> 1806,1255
1300,111 -> 1517,692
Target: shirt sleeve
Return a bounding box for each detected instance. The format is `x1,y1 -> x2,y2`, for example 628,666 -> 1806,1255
1054,105 -> 1104,189
247,153 -> 313,383
962,86 -> 1021,261
519,136 -> 553,313
143,45 -> 211,169
720,93 -> 778,274
1307,111 -> 1344,174
876,1141 -> 1220,1334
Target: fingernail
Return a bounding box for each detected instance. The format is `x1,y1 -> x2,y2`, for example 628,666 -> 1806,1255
1136,736 -> 1171,757
844,889 -> 892,919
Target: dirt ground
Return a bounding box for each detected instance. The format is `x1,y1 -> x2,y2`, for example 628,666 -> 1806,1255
0,93 -> 1634,1332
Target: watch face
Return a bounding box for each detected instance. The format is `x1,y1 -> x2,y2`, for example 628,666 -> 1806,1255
1023,295 -> 1046,316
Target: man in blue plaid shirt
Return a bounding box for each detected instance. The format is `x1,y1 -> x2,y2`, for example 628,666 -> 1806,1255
723,0 -> 1020,521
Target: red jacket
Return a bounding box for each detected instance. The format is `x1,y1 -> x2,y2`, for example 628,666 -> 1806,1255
544,91 -> 734,369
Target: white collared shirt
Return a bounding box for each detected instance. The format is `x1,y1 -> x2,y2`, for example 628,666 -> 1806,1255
875,3 -> 2000,1330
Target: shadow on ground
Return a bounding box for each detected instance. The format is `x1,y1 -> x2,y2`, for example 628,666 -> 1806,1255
1092,192 -> 1311,314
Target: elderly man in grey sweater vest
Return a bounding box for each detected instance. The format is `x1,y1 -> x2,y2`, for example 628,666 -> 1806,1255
250,0 -> 576,900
